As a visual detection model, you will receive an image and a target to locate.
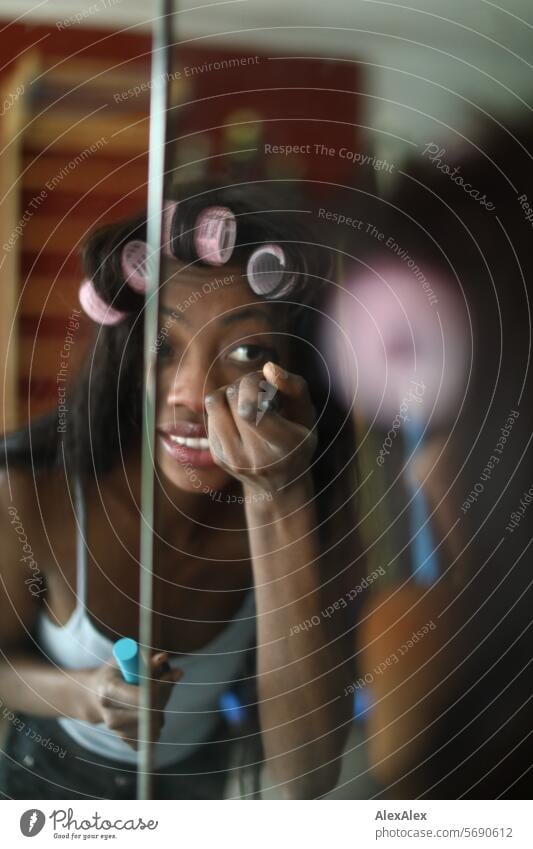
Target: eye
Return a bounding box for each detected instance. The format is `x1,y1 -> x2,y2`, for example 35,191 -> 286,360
156,339 -> 174,361
227,344 -> 278,365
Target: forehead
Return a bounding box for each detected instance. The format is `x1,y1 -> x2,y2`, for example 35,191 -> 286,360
159,258 -> 284,327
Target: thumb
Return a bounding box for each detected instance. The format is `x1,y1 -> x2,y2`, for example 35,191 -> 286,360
159,667 -> 183,685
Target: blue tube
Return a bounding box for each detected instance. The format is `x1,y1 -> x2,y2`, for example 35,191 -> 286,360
403,416 -> 439,585
113,638 -> 139,685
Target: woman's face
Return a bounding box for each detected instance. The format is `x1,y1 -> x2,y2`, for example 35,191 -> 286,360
155,260 -> 289,494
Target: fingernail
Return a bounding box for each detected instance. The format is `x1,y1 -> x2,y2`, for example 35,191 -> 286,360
238,402 -> 254,418
266,362 -> 288,380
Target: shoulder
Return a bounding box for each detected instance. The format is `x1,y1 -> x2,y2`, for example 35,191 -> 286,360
0,465 -> 75,578
0,468 -> 52,646
0,465 -> 78,647
0,465 -> 69,527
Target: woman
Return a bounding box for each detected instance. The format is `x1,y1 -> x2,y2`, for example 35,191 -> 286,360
0,183 -> 360,800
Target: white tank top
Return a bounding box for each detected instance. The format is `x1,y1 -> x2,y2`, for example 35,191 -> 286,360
34,475 -> 256,767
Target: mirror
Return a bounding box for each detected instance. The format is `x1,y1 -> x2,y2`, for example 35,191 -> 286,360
0,0 -> 531,804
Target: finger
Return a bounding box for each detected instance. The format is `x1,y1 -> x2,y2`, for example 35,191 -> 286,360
230,371 -> 280,426
204,387 -> 242,462
262,362 -> 315,426
263,361 -> 309,399
106,677 -> 141,710
150,651 -> 171,676
222,374 -> 314,469
157,667 -> 183,685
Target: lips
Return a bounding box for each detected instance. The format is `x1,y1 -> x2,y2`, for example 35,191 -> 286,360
157,421 -> 217,468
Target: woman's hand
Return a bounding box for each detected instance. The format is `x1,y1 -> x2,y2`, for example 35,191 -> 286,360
204,362 -> 317,499
85,651 -> 182,750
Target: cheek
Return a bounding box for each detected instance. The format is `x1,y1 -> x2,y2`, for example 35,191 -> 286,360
156,365 -> 176,404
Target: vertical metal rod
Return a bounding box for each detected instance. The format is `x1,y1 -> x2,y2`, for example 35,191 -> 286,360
137,0 -> 172,800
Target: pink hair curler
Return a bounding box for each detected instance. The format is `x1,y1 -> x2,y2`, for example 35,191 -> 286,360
160,201 -> 237,265
246,243 -> 295,297
121,239 -> 150,294
161,200 -> 178,258
78,278 -> 127,325
194,206 -> 236,265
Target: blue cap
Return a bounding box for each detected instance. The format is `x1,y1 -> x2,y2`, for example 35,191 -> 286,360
113,637 -> 139,685
219,690 -> 246,727
353,687 -> 373,721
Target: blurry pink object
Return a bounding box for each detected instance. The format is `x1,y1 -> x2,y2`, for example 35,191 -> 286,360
320,263 -> 469,427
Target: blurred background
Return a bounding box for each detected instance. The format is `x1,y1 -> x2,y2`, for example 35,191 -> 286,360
0,0 -> 532,799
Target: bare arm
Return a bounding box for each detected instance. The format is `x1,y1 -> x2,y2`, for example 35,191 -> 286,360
0,473 -> 180,745
204,362 -> 359,798
245,477 -> 357,799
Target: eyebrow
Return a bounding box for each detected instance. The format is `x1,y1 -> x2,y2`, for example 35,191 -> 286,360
160,305 -> 276,328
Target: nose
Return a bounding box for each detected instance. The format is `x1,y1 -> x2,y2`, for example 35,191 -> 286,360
165,347 -> 222,415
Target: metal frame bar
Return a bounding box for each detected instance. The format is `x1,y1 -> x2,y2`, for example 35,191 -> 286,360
137,0 -> 172,800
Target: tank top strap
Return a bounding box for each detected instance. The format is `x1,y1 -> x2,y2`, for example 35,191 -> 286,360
72,473 -> 88,612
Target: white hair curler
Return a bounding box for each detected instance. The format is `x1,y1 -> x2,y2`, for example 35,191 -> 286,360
194,206 -> 237,265
121,239 -> 150,294
246,243 -> 296,297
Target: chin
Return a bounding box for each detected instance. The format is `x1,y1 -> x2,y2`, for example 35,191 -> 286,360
156,441 -> 232,495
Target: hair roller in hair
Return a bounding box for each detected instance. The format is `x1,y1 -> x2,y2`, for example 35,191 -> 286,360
78,279 -> 127,325
194,206 -> 237,265
246,243 -> 296,297
121,240 -> 150,294
161,199 -> 178,258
